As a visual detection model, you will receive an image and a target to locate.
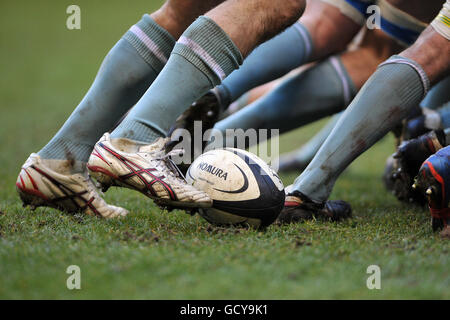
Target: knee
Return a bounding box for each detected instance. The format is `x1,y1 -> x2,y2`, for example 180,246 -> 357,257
162,0 -> 224,19
260,0 -> 305,42
152,0 -> 223,39
300,1 -> 361,60
279,0 -> 306,27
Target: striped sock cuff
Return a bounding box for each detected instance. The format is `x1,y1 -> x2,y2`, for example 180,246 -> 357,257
292,23 -> 314,61
123,14 -> 176,72
329,56 -> 358,106
379,55 -> 430,99
172,16 -> 243,86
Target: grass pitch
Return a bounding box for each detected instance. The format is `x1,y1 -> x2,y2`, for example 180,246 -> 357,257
0,0 -> 448,299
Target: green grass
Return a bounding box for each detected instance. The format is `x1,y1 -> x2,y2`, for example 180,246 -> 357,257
0,0 -> 448,299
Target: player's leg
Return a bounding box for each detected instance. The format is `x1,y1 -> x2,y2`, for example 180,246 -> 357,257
278,21 -> 411,174
112,0 -> 307,142
167,0 -> 438,161
223,80 -> 281,118
213,0 -> 363,107
214,29 -> 401,148
384,79 -> 450,197
38,0 -> 222,165
16,0 -> 223,217
89,0 -> 307,209
279,4 -> 450,224
383,72 -> 450,202
277,114 -> 342,173
178,0 -> 365,125
164,77 -> 282,165
279,26 -> 432,175
214,54 -> 356,140
421,76 -> 450,109
163,0 -> 367,162
391,6 -> 450,140
414,144 -> 450,238
151,0 -> 226,40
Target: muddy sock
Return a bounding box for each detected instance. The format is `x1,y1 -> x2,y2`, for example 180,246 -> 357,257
111,16 -> 243,143
39,15 -> 175,163
292,55 -> 430,201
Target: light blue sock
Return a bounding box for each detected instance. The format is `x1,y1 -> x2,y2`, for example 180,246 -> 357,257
421,75 -> 450,109
215,56 -> 356,145
438,101 -> 450,129
293,56 -> 430,201
216,22 -> 313,106
291,113 -> 342,164
39,15 -> 175,162
220,92 -> 251,120
111,16 -> 243,143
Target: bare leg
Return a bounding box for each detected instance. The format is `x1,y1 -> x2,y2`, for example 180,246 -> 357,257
207,0 -> 306,57
215,28 -> 403,149
277,18 -> 450,223
111,0 -> 307,143
402,28 -> 450,84
38,0 -> 225,164
152,0 -> 225,38
276,28 -> 404,172
87,0 -> 310,211
208,0 -> 363,109
342,29 -> 405,88
301,0 -> 362,60
293,26 -> 450,202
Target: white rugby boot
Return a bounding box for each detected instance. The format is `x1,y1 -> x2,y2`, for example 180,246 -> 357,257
87,133 -> 212,210
16,153 -> 128,218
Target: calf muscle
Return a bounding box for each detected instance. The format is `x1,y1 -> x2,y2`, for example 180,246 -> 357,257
206,0 -> 306,57
152,0 -> 225,38
402,27 -> 450,85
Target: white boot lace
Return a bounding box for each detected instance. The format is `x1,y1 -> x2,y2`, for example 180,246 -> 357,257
147,148 -> 187,182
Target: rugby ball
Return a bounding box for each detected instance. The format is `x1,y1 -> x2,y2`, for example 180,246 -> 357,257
186,148 -> 285,228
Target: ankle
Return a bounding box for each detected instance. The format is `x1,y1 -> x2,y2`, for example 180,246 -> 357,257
38,156 -> 87,175
110,119 -> 164,144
